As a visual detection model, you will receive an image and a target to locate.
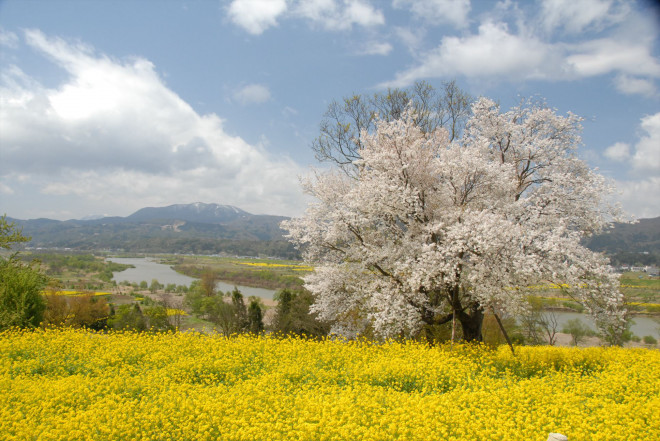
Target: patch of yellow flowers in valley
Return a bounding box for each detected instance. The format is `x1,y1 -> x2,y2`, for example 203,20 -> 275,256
1,328 -> 658,441
235,261 -> 314,271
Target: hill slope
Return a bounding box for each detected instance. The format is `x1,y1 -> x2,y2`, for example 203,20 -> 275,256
8,207 -> 659,263
583,216 -> 660,266
9,203 -> 297,258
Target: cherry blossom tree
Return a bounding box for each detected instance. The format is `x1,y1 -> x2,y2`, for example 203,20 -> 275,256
282,98 -> 628,344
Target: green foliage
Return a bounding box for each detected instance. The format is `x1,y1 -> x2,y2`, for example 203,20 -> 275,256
231,288 -> 249,332
601,317 -> 634,347
642,335 -> 657,345
561,300 -> 585,313
109,304 -> 146,331
271,289 -> 330,338
143,304 -> 173,332
0,215 -> 30,250
42,292 -> 110,330
13,215 -> 301,259
149,279 -> 163,293
247,299 -> 263,334
175,263 -> 304,291
0,258 -> 48,329
563,318 -> 594,346
185,284 -> 254,335
0,216 -> 48,330
184,280 -> 205,314
201,271 -> 218,297
24,252 -> 132,282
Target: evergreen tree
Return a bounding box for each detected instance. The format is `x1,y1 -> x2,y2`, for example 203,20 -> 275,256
248,299 -> 263,334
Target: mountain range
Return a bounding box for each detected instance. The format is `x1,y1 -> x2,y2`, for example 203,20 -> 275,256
7,204 -> 660,264
9,203 -> 298,259
582,216 -> 660,266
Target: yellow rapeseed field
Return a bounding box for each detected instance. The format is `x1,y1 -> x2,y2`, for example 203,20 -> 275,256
44,290 -> 111,297
1,328 -> 658,441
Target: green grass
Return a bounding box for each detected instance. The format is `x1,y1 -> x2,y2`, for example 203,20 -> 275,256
170,255 -> 306,291
619,272 -> 660,304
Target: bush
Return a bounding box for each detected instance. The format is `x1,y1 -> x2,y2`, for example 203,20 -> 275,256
271,289 -> 330,338
563,318 -> 592,346
0,216 -> 48,330
643,335 -> 658,345
109,304 -> 146,331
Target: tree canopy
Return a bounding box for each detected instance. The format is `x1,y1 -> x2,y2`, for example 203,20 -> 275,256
0,216 -> 48,329
283,97 -> 627,344
312,80 -> 471,176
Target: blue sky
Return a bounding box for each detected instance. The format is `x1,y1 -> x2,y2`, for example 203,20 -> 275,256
1,0 -> 659,220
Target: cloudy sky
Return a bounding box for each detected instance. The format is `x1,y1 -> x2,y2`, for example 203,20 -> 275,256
1,0 -> 659,220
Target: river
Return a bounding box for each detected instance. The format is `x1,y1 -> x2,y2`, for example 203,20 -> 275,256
548,310 -> 659,339
109,257 -> 659,337
109,257 -> 277,300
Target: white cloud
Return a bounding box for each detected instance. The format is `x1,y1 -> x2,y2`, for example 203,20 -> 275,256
0,30 -> 305,217
344,0 -> 384,27
614,74 -> 658,96
293,0 -> 384,31
613,177 -> 660,219
226,0 -> 385,34
393,0 -> 470,28
227,0 -> 288,35
604,142 -> 631,162
383,5 -> 660,91
604,112 -> 660,174
233,83 -> 272,104
540,0 -> 630,34
566,38 -> 660,78
383,21 -> 557,86
357,41 -> 393,56
394,26 -> 425,53
0,182 -> 14,195
630,112 -> 660,173
0,28 -> 19,48
605,112 -> 660,218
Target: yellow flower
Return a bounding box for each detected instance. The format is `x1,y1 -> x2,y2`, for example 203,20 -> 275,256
1,329 -> 658,441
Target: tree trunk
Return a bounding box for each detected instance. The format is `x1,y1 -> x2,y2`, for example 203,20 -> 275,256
457,305 -> 484,342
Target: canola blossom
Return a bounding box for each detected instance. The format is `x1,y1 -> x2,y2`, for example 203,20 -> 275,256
235,261 -> 314,271
1,328 -> 659,441
44,290 -> 111,297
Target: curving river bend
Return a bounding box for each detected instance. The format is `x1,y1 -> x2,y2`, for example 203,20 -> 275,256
109,257 -> 658,337
109,257 -> 277,300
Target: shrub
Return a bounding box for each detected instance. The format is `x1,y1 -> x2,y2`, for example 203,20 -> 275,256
643,335 -> 658,345
563,318 -> 592,346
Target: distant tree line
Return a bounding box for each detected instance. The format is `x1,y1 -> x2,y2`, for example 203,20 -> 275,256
174,264 -> 304,291
22,252 -> 133,282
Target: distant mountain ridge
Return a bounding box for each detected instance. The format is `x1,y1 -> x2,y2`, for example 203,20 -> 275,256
8,203 -> 298,259
127,203 -> 250,224
7,206 -> 659,264
583,216 -> 660,266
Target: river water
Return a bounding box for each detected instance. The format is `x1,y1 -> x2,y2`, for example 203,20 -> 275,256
109,257 -> 277,300
109,258 -> 659,336
548,310 -> 658,339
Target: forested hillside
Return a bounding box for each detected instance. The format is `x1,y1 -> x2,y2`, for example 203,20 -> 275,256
7,205 -> 658,264
583,216 -> 660,265
9,203 -> 298,259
